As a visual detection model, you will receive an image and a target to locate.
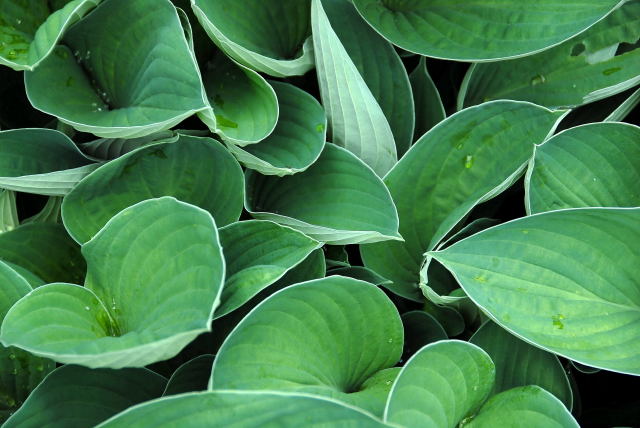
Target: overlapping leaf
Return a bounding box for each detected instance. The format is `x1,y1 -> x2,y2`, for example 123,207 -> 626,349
410,58 -> 446,141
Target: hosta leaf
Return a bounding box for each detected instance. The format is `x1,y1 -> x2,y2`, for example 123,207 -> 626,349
526,122 -> 640,213
0,190 -> 18,232
410,57 -> 446,141
163,354 -> 214,396
430,208 -> 640,375
470,321 -> 573,409
211,276 -> 403,416
245,143 -> 401,245
312,0 -> 397,177
605,86 -> 640,121
360,101 -> 565,301
328,266 -> 391,287
216,220 -> 321,318
352,0 -> 623,61
225,81 -> 326,176
3,365 -> 166,428
384,340 -> 495,428
191,0 -> 313,77
401,311 -> 447,357
0,0 -> 100,71
460,1 -> 640,109
62,135 -> 243,243
1,197 -> 225,368
466,386 -> 579,428
96,391 -> 387,427
80,131 -> 179,160
24,0 -> 208,138
22,196 -> 62,225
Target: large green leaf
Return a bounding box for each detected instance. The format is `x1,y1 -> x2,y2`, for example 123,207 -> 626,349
312,0 -> 397,177
526,122 -> 640,213
0,128 -> 96,195
460,1 -> 640,109
225,81 -> 326,176
1,197 -> 225,368
0,0 -> 100,71
430,208 -> 640,375
211,276 -> 403,416
410,57 -> 446,141
62,135 -> 244,243
24,0 -> 208,138
470,321 -> 573,409
245,143 -> 401,245
191,0 -> 313,77
360,101 -> 565,301
216,220 -> 321,318
96,391 -> 387,427
3,365 -> 166,428
352,0 -> 623,61
162,354 -> 214,396
384,340 -> 495,428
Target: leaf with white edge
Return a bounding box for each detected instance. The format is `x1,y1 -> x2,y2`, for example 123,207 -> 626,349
97,391 -> 388,427
3,365 -> 166,428
62,135 -> 244,243
225,81 -> 326,176
312,0 -> 397,177
360,101 -> 566,301
410,57 -> 446,141
22,196 -> 62,225
466,386 -> 579,428
430,208 -> 640,375
0,0 -> 101,71
191,0 -> 313,77
1,262 -> 45,289
216,220 -> 321,318
605,86 -> 640,121
526,122 -> 640,214
80,131 -> 179,160
384,340 -> 495,428
212,276 -> 403,416
0,190 -> 18,233
163,354 -> 214,396
1,197 -> 225,368
24,0 -> 208,138
460,1 -> 640,109
470,321 -> 573,409
246,143 -> 401,245
352,0 -> 623,62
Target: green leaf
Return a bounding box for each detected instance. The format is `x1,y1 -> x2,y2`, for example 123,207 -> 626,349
0,190 -> 18,233
225,81 -> 326,176
0,0 -> 101,71
211,276 -> 403,416
361,101 -> 566,301
1,197 -> 225,368
163,354 -> 214,396
466,386 -> 579,428
80,131 -> 179,160
401,311 -> 448,356
605,86 -> 640,121
311,0 -> 397,176
384,340 -> 495,428
62,135 -> 244,243
22,196 -> 62,225
329,266 -> 391,287
526,122 -> 640,213
352,0 -> 623,61
96,391 -> 388,427
410,57 -> 446,141
430,207 -> 640,375
191,0 -> 313,77
24,0 -> 208,138
470,321 -> 573,409
460,1 -> 640,109
245,143 -> 401,245
216,220 -> 321,318
3,365 -> 166,428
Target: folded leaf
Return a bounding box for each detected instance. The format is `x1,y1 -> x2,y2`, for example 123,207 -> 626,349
410,57 -> 446,141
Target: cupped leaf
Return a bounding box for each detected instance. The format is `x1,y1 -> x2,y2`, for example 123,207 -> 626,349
312,0 -> 397,177
24,0 -> 208,138
430,208 -> 640,375
216,220 -> 321,318
191,0 -> 313,77
384,340 -> 495,428
466,386 -> 579,428
470,321 -> 573,409
163,355 -> 214,396
1,197 -> 225,368
410,57 -> 446,141
3,365 -> 166,428
246,143 -> 401,245
526,122 -> 640,213
62,135 -> 243,244
460,0 -> 640,109
352,0 -> 622,61
97,391 -> 387,427
0,0 -> 101,71
225,81 -> 326,176
211,276 -> 404,416
360,101 -> 565,301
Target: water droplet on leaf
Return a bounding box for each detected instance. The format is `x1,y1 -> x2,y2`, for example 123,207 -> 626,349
464,154 -> 474,169
530,74 -> 546,86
